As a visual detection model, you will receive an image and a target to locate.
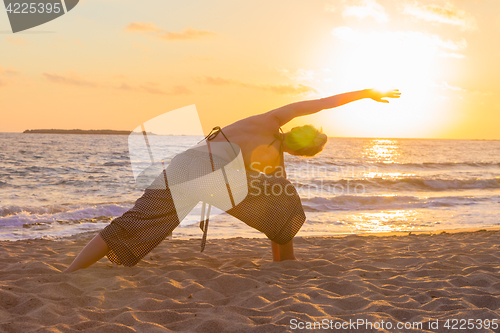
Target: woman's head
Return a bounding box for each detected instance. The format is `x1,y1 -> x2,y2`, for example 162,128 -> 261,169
283,125 -> 327,157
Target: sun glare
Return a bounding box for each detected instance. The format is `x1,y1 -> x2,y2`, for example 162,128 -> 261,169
351,210 -> 419,233
363,139 -> 401,163
322,27 -> 455,138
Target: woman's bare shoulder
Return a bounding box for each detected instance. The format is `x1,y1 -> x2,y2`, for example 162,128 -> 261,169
228,112 -> 280,134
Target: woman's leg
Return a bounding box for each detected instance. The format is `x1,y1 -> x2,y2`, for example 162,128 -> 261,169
278,238 -> 296,261
271,240 -> 280,261
271,239 -> 296,261
63,234 -> 109,273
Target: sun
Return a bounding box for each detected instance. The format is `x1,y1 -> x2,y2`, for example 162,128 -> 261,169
319,27 -> 456,138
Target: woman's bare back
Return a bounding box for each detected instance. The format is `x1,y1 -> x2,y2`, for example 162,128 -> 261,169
197,112 -> 284,174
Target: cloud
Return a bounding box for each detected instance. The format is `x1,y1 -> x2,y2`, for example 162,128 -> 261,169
196,76 -> 236,86
332,26 -> 467,56
472,90 -> 493,96
343,0 -> 389,23
430,81 -> 466,91
403,2 -> 478,31
267,84 -> 318,95
170,85 -> 192,95
42,72 -> 97,87
156,27 -> 217,41
431,81 -> 496,96
124,22 -> 217,41
0,66 -> 21,76
439,52 -> 466,58
0,66 -> 22,86
278,68 -> 316,82
125,22 -> 162,33
116,82 -> 192,95
325,3 -> 337,13
41,72 -> 190,95
195,76 -> 317,95
7,37 -> 27,45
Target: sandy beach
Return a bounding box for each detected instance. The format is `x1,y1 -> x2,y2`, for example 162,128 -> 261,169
0,230 -> 498,332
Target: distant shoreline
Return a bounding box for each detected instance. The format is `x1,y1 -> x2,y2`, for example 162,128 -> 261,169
23,129 -> 144,135
15,130 -> 499,140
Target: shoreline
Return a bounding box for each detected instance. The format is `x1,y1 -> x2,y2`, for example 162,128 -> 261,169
6,225 -> 500,243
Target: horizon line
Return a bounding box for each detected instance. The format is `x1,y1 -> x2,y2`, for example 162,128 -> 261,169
1,131 -> 498,141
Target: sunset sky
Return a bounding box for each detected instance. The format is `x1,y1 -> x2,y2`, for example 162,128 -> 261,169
1,0 -> 499,139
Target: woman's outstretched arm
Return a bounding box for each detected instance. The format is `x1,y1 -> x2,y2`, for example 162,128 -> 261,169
269,89 -> 401,126
63,234 -> 109,273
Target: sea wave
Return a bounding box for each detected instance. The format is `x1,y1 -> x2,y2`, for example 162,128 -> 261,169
0,205 -> 69,217
103,161 -> 129,167
295,177 -> 500,192
300,194 -> 495,212
0,203 -> 132,227
289,160 -> 500,170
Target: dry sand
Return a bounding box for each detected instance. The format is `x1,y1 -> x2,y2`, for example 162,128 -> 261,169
1,230 -> 499,332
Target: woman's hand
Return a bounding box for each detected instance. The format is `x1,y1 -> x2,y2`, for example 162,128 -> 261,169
368,89 -> 401,103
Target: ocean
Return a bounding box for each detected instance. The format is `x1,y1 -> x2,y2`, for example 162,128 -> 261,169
0,132 -> 499,241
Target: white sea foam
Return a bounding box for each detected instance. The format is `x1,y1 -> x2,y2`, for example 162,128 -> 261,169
0,203 -> 133,227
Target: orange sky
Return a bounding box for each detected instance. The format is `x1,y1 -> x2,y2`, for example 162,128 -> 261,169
1,0 -> 499,139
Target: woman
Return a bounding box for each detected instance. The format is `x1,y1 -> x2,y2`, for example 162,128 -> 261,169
64,88 -> 400,273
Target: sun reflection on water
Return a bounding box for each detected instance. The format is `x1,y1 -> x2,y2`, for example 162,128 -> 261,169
351,210 -> 419,233
363,171 -> 416,179
356,140 -> 417,233
363,139 -> 401,163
